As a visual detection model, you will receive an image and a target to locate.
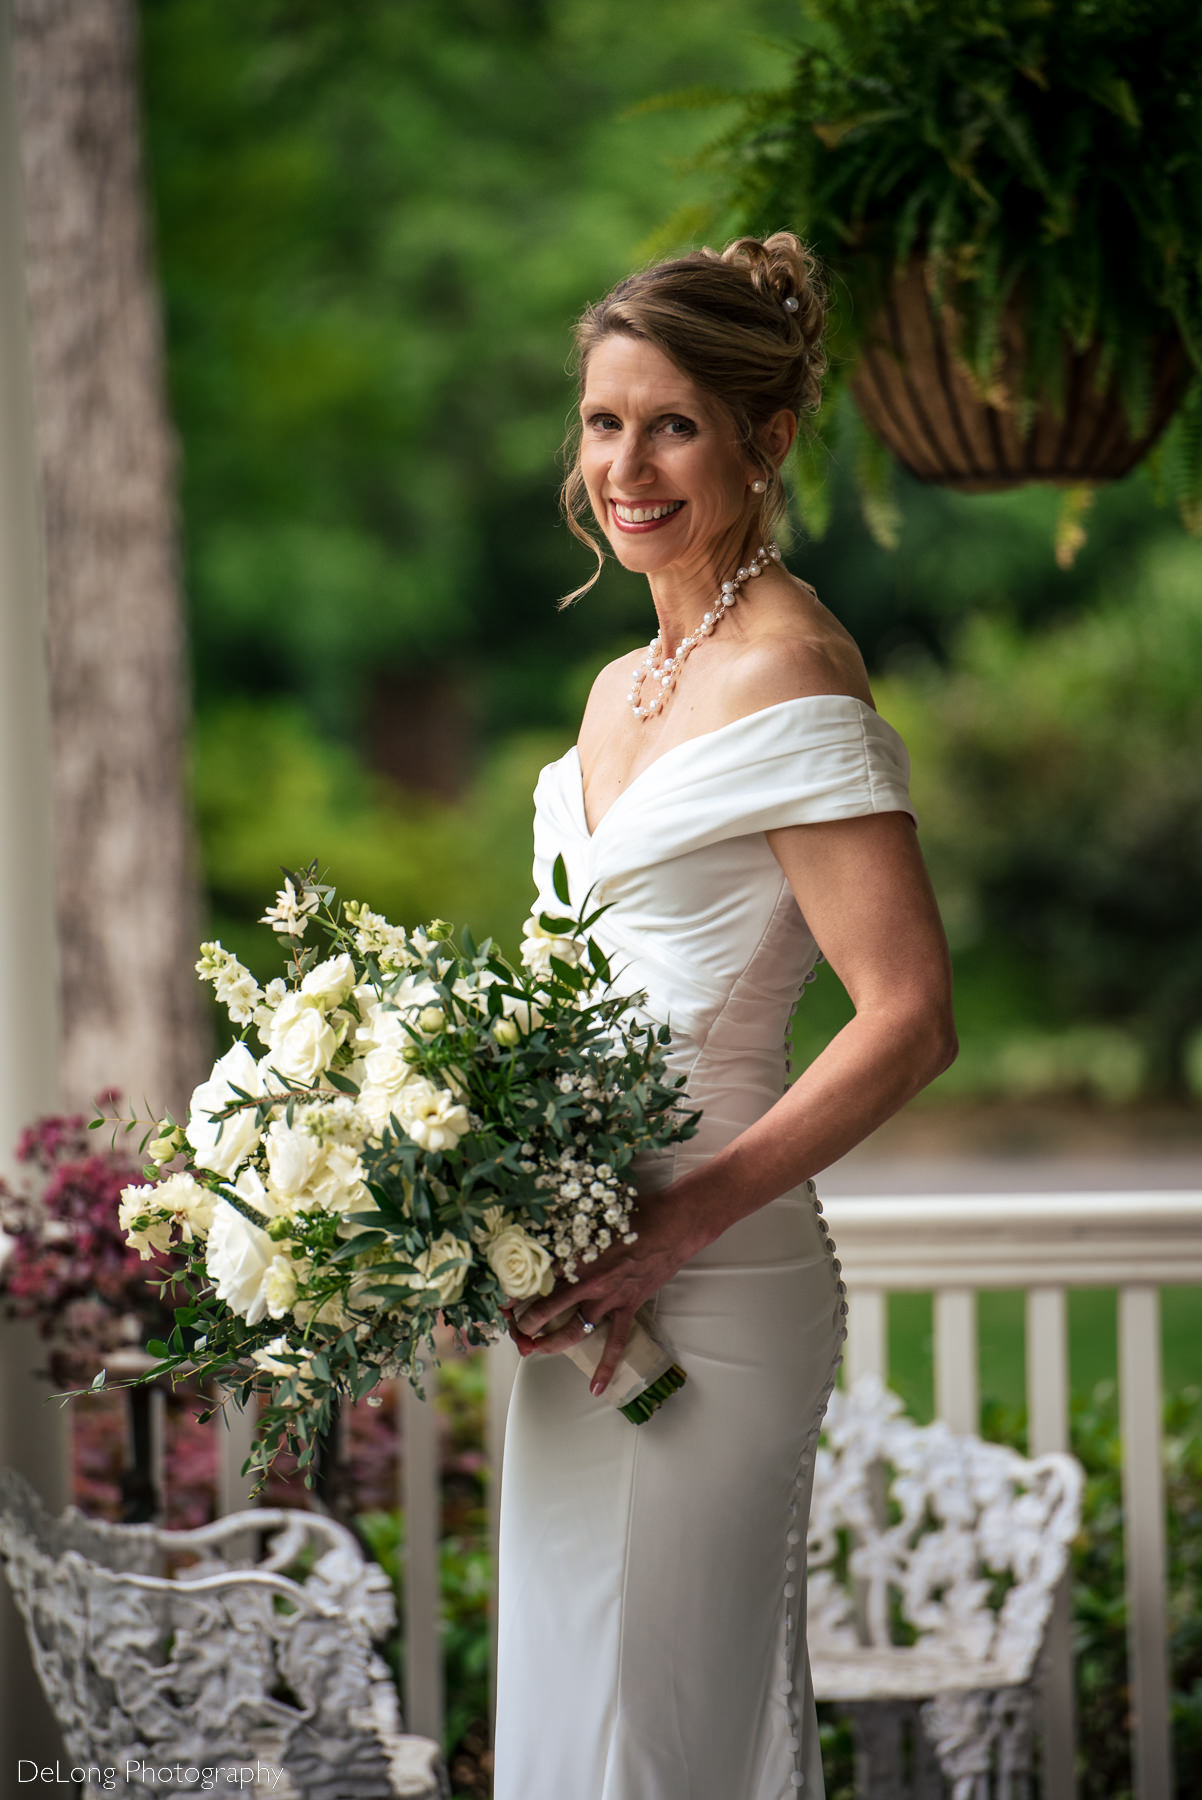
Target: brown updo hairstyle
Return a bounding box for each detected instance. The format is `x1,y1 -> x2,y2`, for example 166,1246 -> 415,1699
559,231 -> 827,605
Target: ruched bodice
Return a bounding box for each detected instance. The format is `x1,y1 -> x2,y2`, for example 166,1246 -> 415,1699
495,691 -> 917,1800
531,694 -> 917,1153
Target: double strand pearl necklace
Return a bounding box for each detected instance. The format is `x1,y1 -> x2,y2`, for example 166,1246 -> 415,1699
628,541 -> 781,720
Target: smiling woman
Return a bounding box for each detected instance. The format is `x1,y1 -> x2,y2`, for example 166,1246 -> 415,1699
493,234 -> 956,1800
561,233 -> 826,605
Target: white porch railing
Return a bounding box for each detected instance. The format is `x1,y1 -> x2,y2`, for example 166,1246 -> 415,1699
212,1189 -> 1201,1798
829,1190 -> 1201,1800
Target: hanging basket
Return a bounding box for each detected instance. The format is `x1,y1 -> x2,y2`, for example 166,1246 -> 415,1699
849,258 -> 1190,493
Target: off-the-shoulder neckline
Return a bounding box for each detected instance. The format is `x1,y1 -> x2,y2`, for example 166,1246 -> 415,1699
572,692 -> 892,841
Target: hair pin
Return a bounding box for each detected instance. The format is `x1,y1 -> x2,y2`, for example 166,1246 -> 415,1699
782,295 -> 799,313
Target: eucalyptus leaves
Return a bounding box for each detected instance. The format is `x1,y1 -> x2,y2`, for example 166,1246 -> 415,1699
103,859 -> 697,1482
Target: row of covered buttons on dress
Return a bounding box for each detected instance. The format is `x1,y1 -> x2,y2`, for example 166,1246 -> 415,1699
778,1177 -> 849,1786
810,1182 -> 849,1323
781,1475 -> 807,1784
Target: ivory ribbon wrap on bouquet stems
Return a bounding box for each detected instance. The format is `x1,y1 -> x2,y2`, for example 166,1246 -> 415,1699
513,1299 -> 686,1417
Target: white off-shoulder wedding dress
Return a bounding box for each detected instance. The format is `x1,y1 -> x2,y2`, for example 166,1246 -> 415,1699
493,694 -> 917,1800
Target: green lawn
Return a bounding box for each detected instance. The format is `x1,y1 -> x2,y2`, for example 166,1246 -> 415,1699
873,1286 -> 1201,1429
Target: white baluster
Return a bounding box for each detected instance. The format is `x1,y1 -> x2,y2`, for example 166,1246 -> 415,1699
1118,1285 -> 1173,1800
216,1391 -> 257,1517
487,1335 -> 519,1729
934,1288 -> 978,1432
402,1365 -> 444,1744
844,1287 -> 887,1388
1026,1286 -> 1076,1798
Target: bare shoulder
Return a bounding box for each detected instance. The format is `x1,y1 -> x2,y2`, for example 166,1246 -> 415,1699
722,590 -> 874,719
578,644 -> 642,748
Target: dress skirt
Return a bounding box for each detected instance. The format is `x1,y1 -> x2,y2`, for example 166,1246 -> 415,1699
493,1174 -> 846,1800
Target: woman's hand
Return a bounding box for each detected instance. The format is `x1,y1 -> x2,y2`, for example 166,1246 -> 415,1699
504,1181 -> 706,1395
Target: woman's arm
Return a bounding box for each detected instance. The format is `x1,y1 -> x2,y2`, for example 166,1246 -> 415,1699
513,807 -> 957,1389
702,808 -> 957,1220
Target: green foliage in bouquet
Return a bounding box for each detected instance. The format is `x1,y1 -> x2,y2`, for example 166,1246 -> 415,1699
651,0 -> 1202,539
96,860 -> 697,1485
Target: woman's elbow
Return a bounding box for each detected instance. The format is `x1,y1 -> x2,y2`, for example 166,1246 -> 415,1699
932,1019 -> 959,1078
921,1006 -> 958,1083
863,992 -> 957,1085
894,1000 -> 957,1087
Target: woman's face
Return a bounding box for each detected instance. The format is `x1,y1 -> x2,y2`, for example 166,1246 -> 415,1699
578,334 -> 760,581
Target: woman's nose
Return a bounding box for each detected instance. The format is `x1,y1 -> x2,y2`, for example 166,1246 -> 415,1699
609,430 -> 654,489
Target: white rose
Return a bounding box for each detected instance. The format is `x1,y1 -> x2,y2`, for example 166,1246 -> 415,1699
205,1200 -> 277,1324
486,1224 -> 554,1300
118,1183 -> 174,1259
300,952 -> 357,1009
307,1141 -> 370,1215
267,992 -> 342,1085
390,974 -> 442,1013
363,1042 -> 414,1094
185,1042 -> 268,1179
233,1163 -> 278,1216
471,1203 -> 513,1245
154,1170 -> 217,1241
492,1017 -> 520,1048
263,1254 -> 299,1319
352,982 -> 382,1045
502,993 -> 545,1032
337,1185 -> 383,1240
251,1335 -> 320,1398
251,1336 -> 300,1380
292,1288 -> 350,1330
360,1044 -> 418,1134
520,915 -> 586,982
266,1126 -> 367,1218
394,1078 -> 471,1152
409,1231 -> 473,1306
148,1125 -> 185,1166
451,971 -> 497,1019
265,1118 -> 324,1199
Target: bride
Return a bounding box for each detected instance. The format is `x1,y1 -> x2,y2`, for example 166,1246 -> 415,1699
493,232 -> 956,1799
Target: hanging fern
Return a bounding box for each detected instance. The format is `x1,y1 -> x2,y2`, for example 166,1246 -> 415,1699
662,0 -> 1202,544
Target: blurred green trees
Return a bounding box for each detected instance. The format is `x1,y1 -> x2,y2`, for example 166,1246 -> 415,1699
881,537 -> 1202,1098
142,0 -> 801,739
139,0 -> 1202,1101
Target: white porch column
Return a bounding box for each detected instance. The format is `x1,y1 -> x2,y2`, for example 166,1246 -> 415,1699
0,0 -> 70,1779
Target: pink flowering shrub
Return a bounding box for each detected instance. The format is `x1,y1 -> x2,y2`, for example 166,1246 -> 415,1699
2,1112 -> 490,1533
71,1387 -> 218,1528
0,1107 -> 183,1387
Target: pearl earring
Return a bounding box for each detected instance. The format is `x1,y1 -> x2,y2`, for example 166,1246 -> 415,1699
751,478 -> 767,494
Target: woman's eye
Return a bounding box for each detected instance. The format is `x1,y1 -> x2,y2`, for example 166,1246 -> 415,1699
662,417 -> 696,437
588,413 -> 620,432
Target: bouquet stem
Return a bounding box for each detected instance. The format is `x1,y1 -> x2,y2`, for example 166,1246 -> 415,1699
514,1298 -> 686,1423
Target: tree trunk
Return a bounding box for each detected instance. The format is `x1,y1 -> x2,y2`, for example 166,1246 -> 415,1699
12,0 -> 207,1117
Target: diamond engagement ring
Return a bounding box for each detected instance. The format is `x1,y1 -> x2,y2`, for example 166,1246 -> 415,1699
579,1316 -> 597,1335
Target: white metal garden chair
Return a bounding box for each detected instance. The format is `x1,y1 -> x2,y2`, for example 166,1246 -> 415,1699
0,1469 -> 447,1799
808,1376 -> 1083,1800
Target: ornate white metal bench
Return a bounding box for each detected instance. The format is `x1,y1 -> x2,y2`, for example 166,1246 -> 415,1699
808,1377 -> 1084,1800
0,1470 -> 447,1799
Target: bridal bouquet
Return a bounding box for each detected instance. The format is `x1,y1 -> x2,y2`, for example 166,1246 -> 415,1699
103,860 -> 696,1483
